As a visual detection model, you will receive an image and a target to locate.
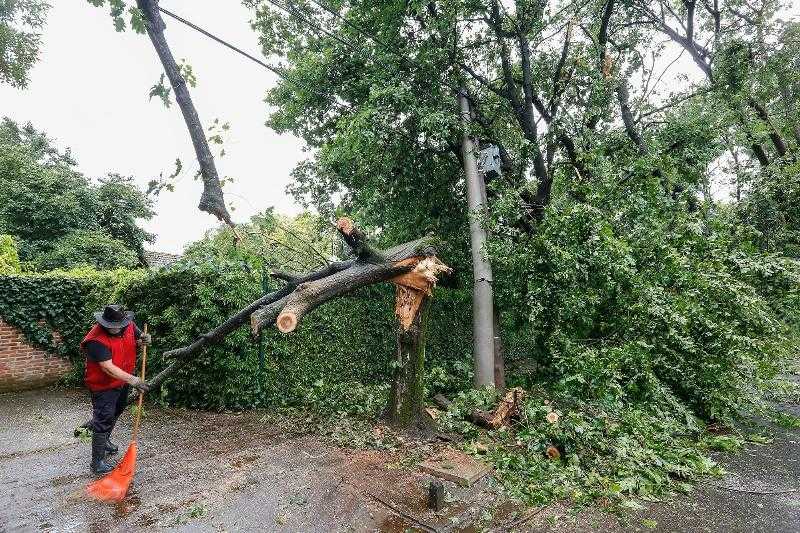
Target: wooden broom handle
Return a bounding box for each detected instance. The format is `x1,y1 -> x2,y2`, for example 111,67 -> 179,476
131,323 -> 147,441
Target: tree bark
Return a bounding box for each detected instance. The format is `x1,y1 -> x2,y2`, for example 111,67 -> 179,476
258,235 -> 440,335
386,296 -> 430,427
748,98 -> 789,157
136,0 -> 233,226
459,90 -> 496,388
616,82 -> 646,154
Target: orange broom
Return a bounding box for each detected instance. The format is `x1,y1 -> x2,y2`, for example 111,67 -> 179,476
86,324 -> 148,502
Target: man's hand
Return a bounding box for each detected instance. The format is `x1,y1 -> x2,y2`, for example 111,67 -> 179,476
138,333 -> 152,346
129,376 -> 150,393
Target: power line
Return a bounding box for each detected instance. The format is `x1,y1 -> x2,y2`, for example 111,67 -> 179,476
156,5 -> 353,112
305,0 -> 394,50
262,0 -> 360,53
156,0 -> 479,158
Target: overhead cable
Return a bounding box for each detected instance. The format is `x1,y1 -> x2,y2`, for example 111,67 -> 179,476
156,4 -> 353,112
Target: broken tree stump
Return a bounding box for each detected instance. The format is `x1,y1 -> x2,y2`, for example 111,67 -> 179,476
432,388 -> 526,430
386,255 -> 452,427
386,297 -> 431,427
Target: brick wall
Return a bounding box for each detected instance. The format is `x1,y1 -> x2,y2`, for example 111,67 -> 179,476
0,319 -> 73,392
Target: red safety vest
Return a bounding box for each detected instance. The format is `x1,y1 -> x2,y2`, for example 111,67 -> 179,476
82,324 -> 137,392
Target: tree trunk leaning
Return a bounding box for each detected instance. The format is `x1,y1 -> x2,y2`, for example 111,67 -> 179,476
136,0 -> 233,226
459,89 -> 496,388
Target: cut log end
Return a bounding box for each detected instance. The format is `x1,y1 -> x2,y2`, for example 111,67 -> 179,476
546,445 -> 561,460
336,217 -> 355,236
276,312 -> 298,333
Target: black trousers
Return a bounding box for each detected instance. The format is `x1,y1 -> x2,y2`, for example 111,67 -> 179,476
90,385 -> 130,434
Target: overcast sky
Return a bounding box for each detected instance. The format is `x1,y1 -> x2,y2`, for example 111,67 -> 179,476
0,0 -> 304,253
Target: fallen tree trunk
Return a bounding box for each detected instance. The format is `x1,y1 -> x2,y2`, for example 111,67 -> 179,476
135,219 -> 449,409
431,387 -> 525,430
252,224 -> 440,335
143,259 -> 357,393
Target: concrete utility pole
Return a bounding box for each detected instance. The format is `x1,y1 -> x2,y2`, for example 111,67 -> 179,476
458,89 -> 495,388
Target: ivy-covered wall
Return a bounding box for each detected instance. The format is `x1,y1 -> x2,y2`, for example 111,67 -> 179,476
0,263 -> 473,408
0,269 -> 143,365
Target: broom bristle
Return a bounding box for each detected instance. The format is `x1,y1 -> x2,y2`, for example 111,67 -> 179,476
85,441 -> 138,502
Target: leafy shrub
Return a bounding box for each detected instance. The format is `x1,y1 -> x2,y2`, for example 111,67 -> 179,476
490,195 -> 796,425
0,235 -> 21,274
120,258 -> 473,410
439,387 -> 720,506
0,249 -> 471,409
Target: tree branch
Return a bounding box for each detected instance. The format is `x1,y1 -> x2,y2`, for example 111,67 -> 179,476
265,232 -> 439,334
684,0 -> 696,43
335,217 -> 385,262
136,0 -> 233,226
748,98 -> 789,157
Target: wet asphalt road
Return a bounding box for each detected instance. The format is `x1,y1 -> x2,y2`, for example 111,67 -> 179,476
0,388 -> 505,532
0,388 -> 393,532
1,387 -> 799,532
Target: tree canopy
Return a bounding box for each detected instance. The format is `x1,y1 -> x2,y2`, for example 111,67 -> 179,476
0,118 -> 155,271
247,0 -> 800,422
0,0 -> 50,87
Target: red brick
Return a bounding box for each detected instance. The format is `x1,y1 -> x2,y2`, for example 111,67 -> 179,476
0,319 -> 72,392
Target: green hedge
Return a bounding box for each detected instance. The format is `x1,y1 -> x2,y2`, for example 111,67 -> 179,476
0,262 -> 473,408
120,261 -> 473,410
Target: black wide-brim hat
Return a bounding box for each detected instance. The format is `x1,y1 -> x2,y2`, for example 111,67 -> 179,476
94,304 -> 134,329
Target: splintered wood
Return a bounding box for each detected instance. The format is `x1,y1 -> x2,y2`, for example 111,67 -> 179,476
470,387 -> 525,430
391,257 -> 452,330
336,217 -> 355,235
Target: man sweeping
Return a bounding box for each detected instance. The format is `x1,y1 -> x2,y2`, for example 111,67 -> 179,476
81,304 -> 151,475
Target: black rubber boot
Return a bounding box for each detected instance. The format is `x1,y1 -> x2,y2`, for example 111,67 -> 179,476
90,432 -> 115,475
105,419 -> 119,456
105,435 -> 119,456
